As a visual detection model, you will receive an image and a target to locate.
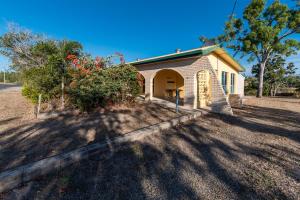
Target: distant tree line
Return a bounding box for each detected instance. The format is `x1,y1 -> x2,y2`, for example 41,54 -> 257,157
0,71 -> 21,83
245,64 -> 300,96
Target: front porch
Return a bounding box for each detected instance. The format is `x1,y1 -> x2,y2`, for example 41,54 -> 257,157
131,46 -> 240,115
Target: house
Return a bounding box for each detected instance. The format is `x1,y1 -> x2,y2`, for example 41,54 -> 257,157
129,45 -> 245,115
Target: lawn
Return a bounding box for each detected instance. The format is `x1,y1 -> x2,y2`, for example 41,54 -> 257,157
2,96 -> 300,200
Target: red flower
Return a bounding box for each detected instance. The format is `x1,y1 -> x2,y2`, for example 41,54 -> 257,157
66,54 -> 76,60
72,59 -> 79,65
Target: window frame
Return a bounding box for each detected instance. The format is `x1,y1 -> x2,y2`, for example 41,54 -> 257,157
230,73 -> 235,94
221,71 -> 228,94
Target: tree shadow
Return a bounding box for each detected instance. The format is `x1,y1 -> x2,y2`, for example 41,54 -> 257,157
234,105 -> 300,129
0,102 -> 182,171
4,120 -> 295,199
1,101 -> 299,199
233,141 -> 300,182
213,105 -> 300,144
0,117 -> 21,125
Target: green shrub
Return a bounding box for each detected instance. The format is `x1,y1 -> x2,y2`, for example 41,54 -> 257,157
22,85 -> 40,103
67,64 -> 140,111
22,63 -> 63,103
100,64 -> 140,103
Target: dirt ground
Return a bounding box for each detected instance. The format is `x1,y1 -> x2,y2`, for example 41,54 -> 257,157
0,84 -> 35,132
0,87 -> 184,171
1,96 -> 299,200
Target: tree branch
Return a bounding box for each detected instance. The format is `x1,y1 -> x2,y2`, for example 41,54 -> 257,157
277,29 -> 297,41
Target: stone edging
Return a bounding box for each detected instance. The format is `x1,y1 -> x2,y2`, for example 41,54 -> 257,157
0,111 -> 201,193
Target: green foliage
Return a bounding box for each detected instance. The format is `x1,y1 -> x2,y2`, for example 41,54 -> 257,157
0,71 -> 21,83
22,85 -> 39,103
100,64 -> 140,102
286,75 -> 300,88
1,24 -> 141,110
201,0 -> 300,97
19,40 -> 82,103
252,55 -> 297,96
245,76 -> 258,96
68,64 -> 140,111
0,24 -> 83,104
22,64 -> 63,103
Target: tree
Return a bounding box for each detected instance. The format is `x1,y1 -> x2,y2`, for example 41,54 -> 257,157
57,40 -> 82,109
244,76 -> 259,96
0,24 -> 83,107
0,23 -> 45,71
252,55 -> 297,96
201,0 -> 300,97
0,71 -> 20,83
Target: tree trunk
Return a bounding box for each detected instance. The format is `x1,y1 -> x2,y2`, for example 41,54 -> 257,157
270,84 -> 275,97
274,85 -> 279,97
61,76 -> 65,110
257,62 -> 265,98
270,87 -> 273,97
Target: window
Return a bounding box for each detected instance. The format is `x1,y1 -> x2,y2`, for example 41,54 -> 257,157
230,73 -> 235,94
221,71 -> 228,94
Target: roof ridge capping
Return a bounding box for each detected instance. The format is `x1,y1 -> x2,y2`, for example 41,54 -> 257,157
128,45 -> 245,72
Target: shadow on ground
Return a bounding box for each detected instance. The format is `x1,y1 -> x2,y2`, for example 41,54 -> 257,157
2,103 -> 299,200
0,103 -> 184,171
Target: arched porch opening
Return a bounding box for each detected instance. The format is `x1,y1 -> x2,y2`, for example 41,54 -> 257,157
196,70 -> 212,108
152,69 -> 184,105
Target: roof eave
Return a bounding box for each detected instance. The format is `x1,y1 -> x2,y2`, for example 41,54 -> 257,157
127,45 -> 245,72
128,45 -> 219,66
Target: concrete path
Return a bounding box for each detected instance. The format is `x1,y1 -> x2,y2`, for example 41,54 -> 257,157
151,97 -> 192,112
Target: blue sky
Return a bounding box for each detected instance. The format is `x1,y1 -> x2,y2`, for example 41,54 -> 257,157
0,0 -> 299,75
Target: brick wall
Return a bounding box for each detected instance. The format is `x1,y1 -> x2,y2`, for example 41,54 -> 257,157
135,55 -> 233,115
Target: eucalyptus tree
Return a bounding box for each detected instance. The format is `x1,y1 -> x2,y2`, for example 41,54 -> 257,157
201,0 -> 300,97
252,55 -> 296,96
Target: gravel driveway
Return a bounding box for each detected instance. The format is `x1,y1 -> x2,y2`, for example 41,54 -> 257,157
2,97 -> 300,200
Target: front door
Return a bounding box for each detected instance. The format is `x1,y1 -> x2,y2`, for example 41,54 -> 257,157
197,70 -> 209,108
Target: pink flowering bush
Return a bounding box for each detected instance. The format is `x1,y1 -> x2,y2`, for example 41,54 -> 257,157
66,54 -> 140,111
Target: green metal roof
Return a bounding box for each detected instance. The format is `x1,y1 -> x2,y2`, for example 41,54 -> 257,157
128,45 -> 245,72
128,45 -> 218,65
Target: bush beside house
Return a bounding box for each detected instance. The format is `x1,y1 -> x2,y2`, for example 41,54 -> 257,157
67,55 -> 140,110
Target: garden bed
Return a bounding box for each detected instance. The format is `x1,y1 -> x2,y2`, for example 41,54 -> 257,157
0,100 -> 185,171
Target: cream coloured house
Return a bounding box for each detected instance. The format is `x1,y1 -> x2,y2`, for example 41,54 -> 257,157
129,45 -> 245,115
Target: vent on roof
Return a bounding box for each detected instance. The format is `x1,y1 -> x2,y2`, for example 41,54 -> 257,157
175,49 -> 181,53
